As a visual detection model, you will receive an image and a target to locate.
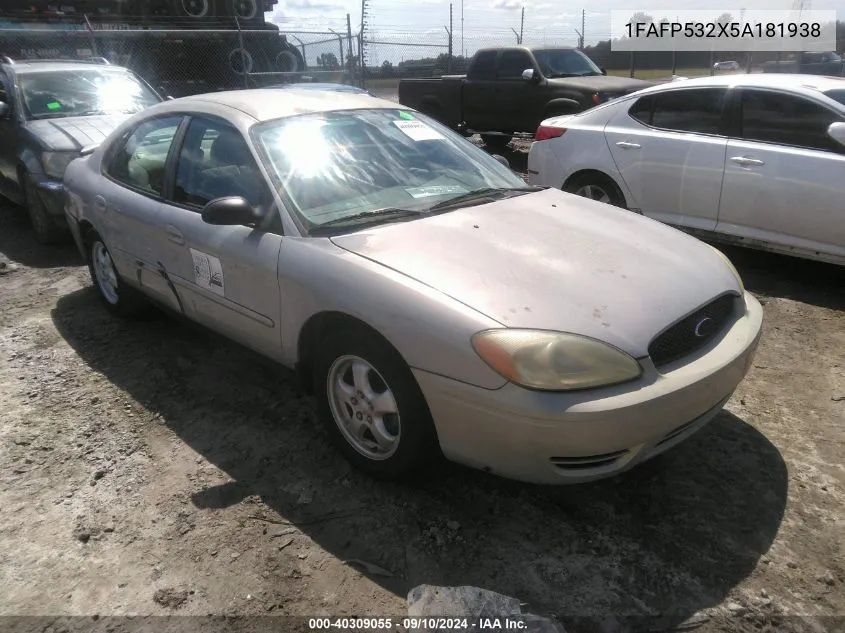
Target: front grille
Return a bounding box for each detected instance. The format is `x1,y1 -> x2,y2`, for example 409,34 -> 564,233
648,294 -> 738,368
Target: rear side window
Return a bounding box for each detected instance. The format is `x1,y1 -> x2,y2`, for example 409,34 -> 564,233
629,88 -> 726,135
106,115 -> 182,195
740,89 -> 842,152
470,51 -> 497,80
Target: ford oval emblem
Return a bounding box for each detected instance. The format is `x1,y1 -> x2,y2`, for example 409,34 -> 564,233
694,316 -> 715,338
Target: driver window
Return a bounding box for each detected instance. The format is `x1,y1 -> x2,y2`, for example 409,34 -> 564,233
173,117 -> 267,210
497,51 -> 533,80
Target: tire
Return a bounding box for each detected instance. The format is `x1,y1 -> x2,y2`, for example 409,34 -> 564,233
564,172 -> 627,209
86,231 -> 151,319
313,325 -> 439,479
481,134 -> 512,151
24,176 -> 68,244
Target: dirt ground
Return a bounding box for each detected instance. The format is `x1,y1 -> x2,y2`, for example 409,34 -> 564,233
1,181 -> 844,633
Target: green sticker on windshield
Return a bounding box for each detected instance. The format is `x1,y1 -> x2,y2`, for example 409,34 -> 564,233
46,101 -> 61,110
398,111 -> 414,120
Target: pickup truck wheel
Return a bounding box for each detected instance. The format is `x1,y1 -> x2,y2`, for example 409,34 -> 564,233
481,134 -> 512,151
564,173 -> 626,209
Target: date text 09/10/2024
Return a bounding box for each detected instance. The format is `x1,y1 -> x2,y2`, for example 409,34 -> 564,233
308,617 -> 532,630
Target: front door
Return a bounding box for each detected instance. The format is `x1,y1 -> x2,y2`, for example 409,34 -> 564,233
604,87 -> 729,231
156,115 -> 285,360
493,49 -> 540,132
716,88 -> 845,260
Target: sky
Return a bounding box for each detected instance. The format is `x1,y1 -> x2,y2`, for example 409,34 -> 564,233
267,0 -> 844,66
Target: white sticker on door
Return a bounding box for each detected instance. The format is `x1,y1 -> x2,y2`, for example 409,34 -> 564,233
190,248 -> 225,297
393,119 -> 444,141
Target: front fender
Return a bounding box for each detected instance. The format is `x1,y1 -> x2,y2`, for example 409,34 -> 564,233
276,237 -> 509,391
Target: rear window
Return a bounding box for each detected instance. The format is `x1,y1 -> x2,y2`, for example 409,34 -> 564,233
628,88 -> 726,135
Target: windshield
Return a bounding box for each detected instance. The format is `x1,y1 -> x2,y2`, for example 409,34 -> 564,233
534,49 -> 602,77
253,108 -> 527,230
19,69 -> 161,120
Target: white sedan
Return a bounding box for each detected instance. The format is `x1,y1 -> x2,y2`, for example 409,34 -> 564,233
527,74 -> 845,266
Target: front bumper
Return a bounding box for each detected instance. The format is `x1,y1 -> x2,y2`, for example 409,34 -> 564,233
414,291 -> 763,485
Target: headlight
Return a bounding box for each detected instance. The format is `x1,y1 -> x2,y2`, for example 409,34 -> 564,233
709,245 -> 744,292
471,329 -> 642,391
41,151 -> 78,180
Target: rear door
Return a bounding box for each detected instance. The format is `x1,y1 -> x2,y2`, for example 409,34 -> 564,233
98,114 -> 185,310
604,87 -> 729,230
716,88 -> 845,259
461,50 -> 498,131
156,115 -> 285,360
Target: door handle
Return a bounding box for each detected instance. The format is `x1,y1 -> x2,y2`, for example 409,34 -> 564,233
615,141 -> 641,149
165,224 -> 185,245
94,195 -> 107,212
729,156 -> 765,166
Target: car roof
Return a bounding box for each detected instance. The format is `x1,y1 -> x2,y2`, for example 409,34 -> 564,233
638,73 -> 845,95
148,88 -> 399,122
272,82 -> 365,91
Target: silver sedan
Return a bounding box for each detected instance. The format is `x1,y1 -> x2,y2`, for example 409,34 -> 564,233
63,89 -> 763,484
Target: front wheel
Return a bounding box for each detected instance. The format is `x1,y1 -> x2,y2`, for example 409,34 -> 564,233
313,327 -> 438,478
24,177 -> 68,244
481,134 -> 512,151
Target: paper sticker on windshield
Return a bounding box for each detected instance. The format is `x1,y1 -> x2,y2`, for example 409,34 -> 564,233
405,184 -> 468,199
190,249 -> 225,297
393,119 -> 443,141
46,101 -> 61,110
398,111 -> 415,120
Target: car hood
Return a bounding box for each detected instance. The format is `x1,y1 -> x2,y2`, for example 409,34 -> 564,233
548,75 -> 654,93
329,188 -> 741,358
25,114 -> 128,152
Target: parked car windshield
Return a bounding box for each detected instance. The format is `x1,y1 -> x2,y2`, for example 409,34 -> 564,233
18,69 -> 160,120
534,49 -> 602,77
253,108 -> 527,229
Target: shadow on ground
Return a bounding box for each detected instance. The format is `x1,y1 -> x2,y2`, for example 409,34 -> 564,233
52,286 -> 787,631
716,243 -> 845,312
0,204 -> 83,269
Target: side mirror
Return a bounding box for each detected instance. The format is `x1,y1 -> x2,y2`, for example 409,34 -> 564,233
0,101 -> 9,118
521,68 -> 537,82
492,154 -> 510,168
201,196 -> 262,226
599,67 -> 607,75
828,122 -> 845,147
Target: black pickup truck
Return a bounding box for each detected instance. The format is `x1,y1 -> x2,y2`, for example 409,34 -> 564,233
398,46 -> 652,147
762,51 -> 845,76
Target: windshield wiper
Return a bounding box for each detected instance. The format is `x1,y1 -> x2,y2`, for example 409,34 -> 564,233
427,186 -> 544,211
313,207 -> 423,231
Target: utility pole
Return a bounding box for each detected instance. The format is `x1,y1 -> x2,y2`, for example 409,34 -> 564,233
574,9 -> 584,49
346,13 -> 354,75
461,0 -> 464,59
448,4 -> 453,73
360,0 -> 368,88
519,5 -> 524,45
